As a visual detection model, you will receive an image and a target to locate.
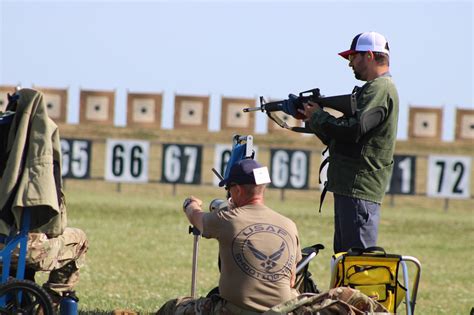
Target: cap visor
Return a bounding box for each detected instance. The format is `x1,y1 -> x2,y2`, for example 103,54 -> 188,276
338,49 -> 356,59
218,179 -> 228,187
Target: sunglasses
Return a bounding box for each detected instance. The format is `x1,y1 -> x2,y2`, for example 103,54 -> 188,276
225,183 -> 237,191
348,52 -> 364,62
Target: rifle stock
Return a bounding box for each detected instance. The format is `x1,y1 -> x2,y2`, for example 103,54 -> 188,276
313,93 -> 355,117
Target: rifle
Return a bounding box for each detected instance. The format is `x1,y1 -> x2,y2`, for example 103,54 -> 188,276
243,88 -> 356,118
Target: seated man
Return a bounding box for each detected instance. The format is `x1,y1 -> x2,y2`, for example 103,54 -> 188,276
157,159 -> 302,314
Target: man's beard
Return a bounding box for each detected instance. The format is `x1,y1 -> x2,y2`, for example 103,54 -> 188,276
354,69 -> 363,80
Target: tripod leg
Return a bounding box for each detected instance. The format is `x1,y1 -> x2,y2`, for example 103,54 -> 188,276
191,234 -> 200,298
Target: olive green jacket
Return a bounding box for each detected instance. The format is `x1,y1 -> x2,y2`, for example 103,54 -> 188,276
0,89 -> 66,237
308,74 -> 399,203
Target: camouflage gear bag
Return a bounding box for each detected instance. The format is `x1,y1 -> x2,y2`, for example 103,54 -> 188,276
264,287 -> 389,315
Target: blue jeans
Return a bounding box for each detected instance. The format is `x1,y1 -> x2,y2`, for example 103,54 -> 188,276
333,193 -> 380,254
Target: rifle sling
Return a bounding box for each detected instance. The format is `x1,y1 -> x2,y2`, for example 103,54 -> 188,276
267,111 -> 329,212
267,112 -> 313,134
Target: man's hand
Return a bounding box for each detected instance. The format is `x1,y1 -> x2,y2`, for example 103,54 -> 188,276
183,196 -> 203,213
183,196 -> 204,232
297,101 -> 321,121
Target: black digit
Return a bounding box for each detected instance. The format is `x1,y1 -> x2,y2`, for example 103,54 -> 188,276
112,145 -> 125,176
130,146 -> 143,178
452,162 -> 465,194
435,161 -> 445,193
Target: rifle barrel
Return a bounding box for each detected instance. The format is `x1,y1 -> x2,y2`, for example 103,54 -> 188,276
243,107 -> 262,112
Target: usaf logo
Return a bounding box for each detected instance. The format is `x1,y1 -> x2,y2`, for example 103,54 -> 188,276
232,223 -> 295,282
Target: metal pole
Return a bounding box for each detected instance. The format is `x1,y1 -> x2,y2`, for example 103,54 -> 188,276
189,226 -> 201,298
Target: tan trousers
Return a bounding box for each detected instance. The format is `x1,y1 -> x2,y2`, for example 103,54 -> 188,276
26,227 -> 88,295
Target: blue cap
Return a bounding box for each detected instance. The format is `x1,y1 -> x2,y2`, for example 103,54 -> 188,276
219,159 -> 263,187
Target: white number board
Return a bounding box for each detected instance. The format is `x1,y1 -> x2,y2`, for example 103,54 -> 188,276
105,139 -> 149,183
61,138 -> 91,179
427,155 -> 471,199
269,149 -> 310,189
161,144 -> 202,184
212,144 -> 258,186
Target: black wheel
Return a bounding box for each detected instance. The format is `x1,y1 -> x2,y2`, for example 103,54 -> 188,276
0,279 -> 54,315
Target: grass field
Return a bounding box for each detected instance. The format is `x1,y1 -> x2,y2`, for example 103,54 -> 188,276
48,180 -> 474,315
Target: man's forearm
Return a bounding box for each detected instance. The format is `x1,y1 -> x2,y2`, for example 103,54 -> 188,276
184,207 -> 204,232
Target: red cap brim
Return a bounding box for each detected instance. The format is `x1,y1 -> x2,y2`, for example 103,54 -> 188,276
338,49 -> 356,59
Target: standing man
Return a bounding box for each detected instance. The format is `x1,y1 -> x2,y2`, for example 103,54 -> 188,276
299,32 -> 399,253
157,159 -> 302,314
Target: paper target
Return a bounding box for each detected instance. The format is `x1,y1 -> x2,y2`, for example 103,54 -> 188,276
221,97 -> 255,132
225,103 -> 250,128
409,107 -> 442,139
180,100 -> 203,125
86,96 -> 108,121
80,90 -> 115,125
455,109 -> 474,141
127,92 -> 162,128
174,95 -> 209,130
34,87 -> 68,123
44,93 -> 62,119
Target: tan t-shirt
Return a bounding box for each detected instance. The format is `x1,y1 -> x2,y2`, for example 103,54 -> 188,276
202,204 -> 302,312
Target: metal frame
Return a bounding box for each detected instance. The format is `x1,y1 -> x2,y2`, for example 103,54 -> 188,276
330,254 -> 422,314
0,209 -> 31,306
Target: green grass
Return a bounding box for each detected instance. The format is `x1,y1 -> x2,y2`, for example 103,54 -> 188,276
47,180 -> 473,314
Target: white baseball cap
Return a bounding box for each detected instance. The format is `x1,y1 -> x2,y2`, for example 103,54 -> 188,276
339,32 -> 390,59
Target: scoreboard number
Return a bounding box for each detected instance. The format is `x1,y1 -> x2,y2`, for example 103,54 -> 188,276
270,149 -> 310,189
61,139 -> 91,179
162,144 -> 202,184
427,155 -> 471,198
387,155 -> 416,195
105,139 -> 149,183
